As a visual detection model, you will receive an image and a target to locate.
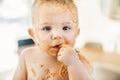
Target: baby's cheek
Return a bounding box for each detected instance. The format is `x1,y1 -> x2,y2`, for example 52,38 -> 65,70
66,38 -> 75,46
40,40 -> 47,44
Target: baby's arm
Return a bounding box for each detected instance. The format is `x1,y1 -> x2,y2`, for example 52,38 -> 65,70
13,51 -> 27,80
57,44 -> 92,80
67,54 -> 92,80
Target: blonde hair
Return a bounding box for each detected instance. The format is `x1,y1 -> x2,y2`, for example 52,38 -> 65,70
32,0 -> 79,26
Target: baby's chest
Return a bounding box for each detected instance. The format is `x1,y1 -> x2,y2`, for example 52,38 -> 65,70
26,59 -> 69,80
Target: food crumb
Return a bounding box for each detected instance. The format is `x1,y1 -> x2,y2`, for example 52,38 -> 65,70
40,65 -> 44,67
31,68 -> 36,76
44,68 -> 49,74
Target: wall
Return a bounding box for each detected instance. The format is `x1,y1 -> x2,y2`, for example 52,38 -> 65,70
75,0 -> 120,53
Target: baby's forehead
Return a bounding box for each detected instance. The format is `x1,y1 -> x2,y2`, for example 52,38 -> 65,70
32,4 -> 78,27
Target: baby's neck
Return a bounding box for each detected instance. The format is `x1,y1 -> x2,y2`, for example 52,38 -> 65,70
43,51 -> 58,60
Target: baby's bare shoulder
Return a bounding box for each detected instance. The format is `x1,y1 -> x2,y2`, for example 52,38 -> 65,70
20,46 -> 40,57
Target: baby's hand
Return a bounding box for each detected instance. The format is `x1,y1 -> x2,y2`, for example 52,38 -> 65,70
57,44 -> 79,66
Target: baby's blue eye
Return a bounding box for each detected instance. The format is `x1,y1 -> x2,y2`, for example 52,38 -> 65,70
63,26 -> 71,31
42,26 -> 51,31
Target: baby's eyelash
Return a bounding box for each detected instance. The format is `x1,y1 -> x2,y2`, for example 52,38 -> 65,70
62,26 -> 71,31
42,26 -> 51,31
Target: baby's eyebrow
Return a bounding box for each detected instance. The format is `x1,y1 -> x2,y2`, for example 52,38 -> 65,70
36,22 -> 52,27
34,22 -> 50,27
62,22 -> 73,25
42,22 -> 72,25
40,22 -> 51,25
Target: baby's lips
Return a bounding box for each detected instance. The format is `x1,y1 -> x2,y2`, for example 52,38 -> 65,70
58,44 -> 63,48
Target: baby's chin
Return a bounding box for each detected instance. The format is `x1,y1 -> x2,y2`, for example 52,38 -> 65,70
48,48 -> 60,58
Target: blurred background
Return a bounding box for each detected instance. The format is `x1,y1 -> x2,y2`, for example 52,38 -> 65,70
0,0 -> 120,80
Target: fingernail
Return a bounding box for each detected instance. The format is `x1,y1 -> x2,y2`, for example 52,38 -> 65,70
60,48 -> 64,52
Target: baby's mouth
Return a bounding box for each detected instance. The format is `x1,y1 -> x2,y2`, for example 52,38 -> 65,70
53,45 -> 60,49
52,44 -> 62,50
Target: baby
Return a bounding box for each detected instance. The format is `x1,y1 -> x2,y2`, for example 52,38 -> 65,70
13,0 -> 92,80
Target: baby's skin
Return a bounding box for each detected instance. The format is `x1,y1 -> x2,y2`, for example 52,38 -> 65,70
13,44 -> 92,80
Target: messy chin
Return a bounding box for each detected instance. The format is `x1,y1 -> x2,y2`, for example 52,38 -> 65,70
48,48 -> 60,57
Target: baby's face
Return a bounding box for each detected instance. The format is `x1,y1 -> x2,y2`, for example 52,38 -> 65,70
32,4 -> 79,56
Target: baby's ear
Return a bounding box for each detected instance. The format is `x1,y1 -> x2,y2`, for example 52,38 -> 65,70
76,28 -> 80,37
28,28 -> 35,39
28,28 -> 38,45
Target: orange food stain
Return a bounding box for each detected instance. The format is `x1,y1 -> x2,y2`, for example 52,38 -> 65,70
31,68 -> 36,76
44,68 -> 49,74
50,72 -> 56,77
45,75 -> 50,79
40,64 -> 44,68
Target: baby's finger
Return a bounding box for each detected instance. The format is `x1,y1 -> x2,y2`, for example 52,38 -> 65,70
57,51 -> 63,62
57,46 -> 67,62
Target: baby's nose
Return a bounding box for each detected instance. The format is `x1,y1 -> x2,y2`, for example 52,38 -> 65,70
51,31 -> 62,40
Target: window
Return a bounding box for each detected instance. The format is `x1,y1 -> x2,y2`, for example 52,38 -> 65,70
101,0 -> 120,20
